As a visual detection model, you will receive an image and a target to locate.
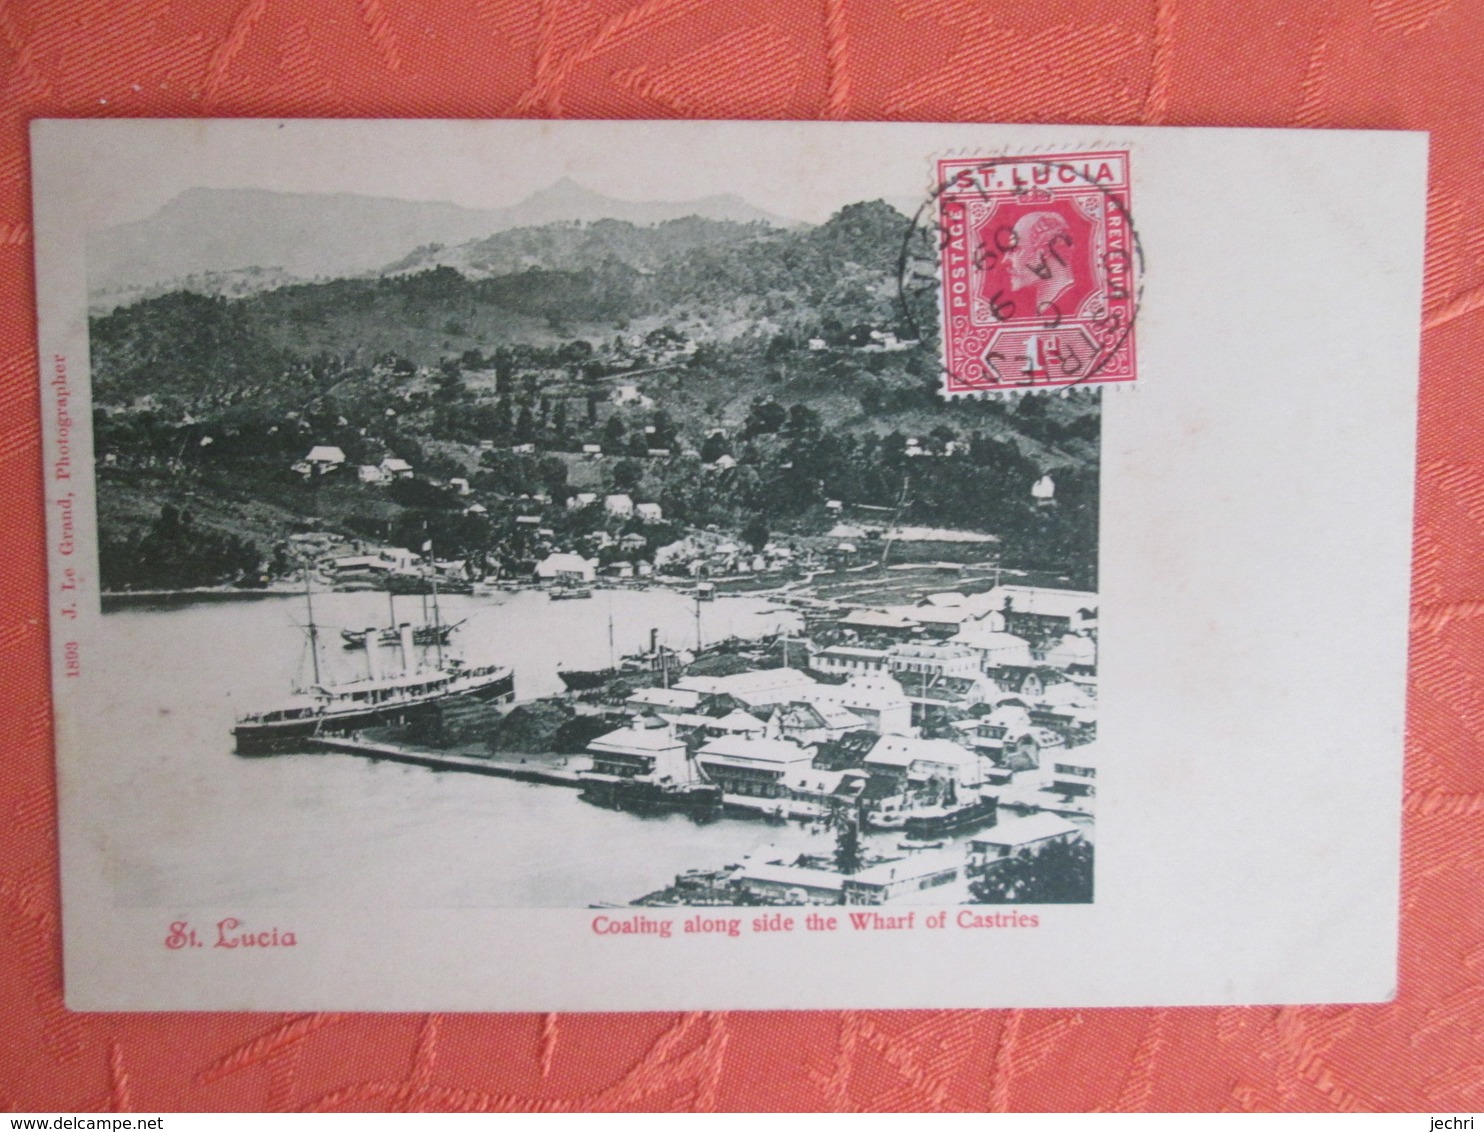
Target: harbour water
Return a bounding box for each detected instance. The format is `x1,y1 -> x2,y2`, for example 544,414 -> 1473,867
92,587 -> 900,909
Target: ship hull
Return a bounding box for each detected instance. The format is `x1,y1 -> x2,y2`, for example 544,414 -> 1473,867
579,776 -> 723,818
557,668 -> 618,692
902,797 -> 999,838
233,669 -> 514,755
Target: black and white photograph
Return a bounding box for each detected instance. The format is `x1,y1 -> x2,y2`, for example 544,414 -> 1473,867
35,120 -> 1420,1011
82,128 -> 1101,915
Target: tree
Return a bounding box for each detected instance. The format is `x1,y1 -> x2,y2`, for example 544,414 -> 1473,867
834,816 -> 864,875
741,514 -> 769,553
650,408 -> 678,450
514,404 -> 536,443
969,838 -> 1094,904
700,432 -> 730,464
557,339 -> 593,365
742,399 -> 787,439
493,347 -> 514,394
100,504 -> 261,591
784,403 -> 822,442
612,459 -> 643,493
602,414 -> 627,448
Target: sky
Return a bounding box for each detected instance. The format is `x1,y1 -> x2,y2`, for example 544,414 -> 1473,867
30,118 -> 1113,231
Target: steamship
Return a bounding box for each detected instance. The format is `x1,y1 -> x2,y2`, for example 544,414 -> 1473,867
233,571 -> 513,755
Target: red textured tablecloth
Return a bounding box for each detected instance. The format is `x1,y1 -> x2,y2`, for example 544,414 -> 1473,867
1,0 -> 1480,1113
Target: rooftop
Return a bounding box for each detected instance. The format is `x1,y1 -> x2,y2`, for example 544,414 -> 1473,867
588,725 -> 686,756
739,860 -> 846,892
628,687 -> 703,711
984,585 -> 1099,620
696,734 -> 814,766
865,734 -> 980,770
971,813 -> 1083,849
676,667 -> 818,703
846,849 -> 962,886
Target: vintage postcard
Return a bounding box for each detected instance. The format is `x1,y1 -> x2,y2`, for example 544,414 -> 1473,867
31,119 -> 1424,1011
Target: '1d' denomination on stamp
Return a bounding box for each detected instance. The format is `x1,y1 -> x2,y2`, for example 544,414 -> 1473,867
936,151 -> 1138,396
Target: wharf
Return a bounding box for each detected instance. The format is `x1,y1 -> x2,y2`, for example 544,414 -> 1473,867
306,735 -> 583,787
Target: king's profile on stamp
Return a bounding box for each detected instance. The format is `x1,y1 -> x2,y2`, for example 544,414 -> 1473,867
934,151 -> 1137,396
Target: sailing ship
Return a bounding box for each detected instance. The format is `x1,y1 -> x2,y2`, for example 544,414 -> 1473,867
233,566 -> 513,755
339,592 -> 464,650
341,621 -> 462,650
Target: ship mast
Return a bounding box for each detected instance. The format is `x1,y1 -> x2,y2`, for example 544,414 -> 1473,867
427,538 -> 445,668
303,563 -> 322,687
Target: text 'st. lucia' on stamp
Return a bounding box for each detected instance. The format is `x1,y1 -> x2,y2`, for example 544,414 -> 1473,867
936,151 -> 1137,396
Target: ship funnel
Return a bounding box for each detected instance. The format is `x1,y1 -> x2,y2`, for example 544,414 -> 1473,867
399,622 -> 416,673
364,629 -> 382,681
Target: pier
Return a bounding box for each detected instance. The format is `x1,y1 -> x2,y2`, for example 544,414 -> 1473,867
305,734 -> 583,787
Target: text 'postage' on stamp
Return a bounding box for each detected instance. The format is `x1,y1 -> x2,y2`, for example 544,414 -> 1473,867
936,151 -> 1137,396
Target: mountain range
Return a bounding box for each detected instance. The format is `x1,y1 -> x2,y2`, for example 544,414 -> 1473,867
86,179 -> 797,305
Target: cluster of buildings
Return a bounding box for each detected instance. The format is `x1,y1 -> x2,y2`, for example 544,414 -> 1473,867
579,583 -> 1098,906
676,808 -> 1086,907
290,445 -> 418,485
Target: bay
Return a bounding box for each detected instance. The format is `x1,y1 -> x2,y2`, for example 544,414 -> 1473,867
91,586 -> 893,909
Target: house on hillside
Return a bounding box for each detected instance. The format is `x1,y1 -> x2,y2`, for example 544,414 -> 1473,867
612,383 -> 653,407
534,552 -> 596,584
379,456 -> 414,480
604,494 -> 634,517
635,502 -> 663,523
294,445 -> 345,478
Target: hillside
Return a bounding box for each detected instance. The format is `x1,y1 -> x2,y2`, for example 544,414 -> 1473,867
88,201 -> 1100,593
86,180 -> 794,305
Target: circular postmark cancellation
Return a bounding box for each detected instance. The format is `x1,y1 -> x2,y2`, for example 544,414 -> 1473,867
895,150 -> 1144,398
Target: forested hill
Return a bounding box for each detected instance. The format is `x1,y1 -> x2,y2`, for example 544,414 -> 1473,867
381,215 -> 776,279
89,201 -> 917,411
89,199 -> 1100,593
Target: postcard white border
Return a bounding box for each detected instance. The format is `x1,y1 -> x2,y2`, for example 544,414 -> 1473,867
32,120 -> 1425,1010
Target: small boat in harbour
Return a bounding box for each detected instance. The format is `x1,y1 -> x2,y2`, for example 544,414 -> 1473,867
339,589 -> 464,649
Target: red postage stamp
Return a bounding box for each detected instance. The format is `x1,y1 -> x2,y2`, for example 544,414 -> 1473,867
935,151 -> 1138,395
